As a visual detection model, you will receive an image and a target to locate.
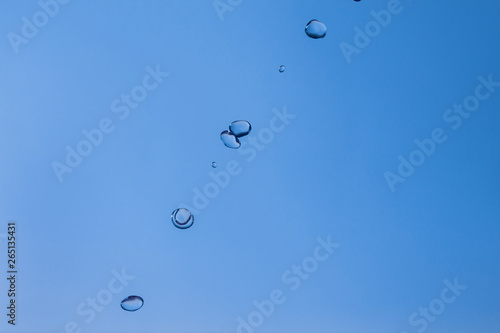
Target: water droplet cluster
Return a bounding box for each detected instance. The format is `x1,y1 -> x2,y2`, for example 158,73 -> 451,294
220,120 -> 252,149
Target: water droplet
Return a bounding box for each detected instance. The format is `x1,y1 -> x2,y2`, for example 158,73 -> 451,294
229,120 -> 252,138
279,65 -> 285,73
220,130 -> 241,149
171,208 -> 194,229
120,296 -> 144,312
212,162 -> 217,168
305,19 -> 327,39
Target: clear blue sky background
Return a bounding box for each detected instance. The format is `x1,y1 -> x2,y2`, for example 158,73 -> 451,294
1,0 -> 500,332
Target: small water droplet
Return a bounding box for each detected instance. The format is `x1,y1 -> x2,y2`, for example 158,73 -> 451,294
120,296 -> 144,312
229,120 -> 252,138
305,19 -> 327,39
279,65 -> 285,73
220,130 -> 241,149
212,162 -> 217,168
171,208 -> 194,229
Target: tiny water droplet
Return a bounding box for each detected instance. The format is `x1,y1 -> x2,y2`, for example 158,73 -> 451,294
279,65 -> 285,73
229,120 -> 252,138
171,208 -> 194,229
212,162 -> 217,168
220,130 -> 241,149
120,296 -> 144,312
305,19 -> 327,39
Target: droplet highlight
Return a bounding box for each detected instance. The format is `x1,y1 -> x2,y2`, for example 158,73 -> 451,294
120,296 -> 144,312
305,19 -> 327,39
171,208 -> 195,229
279,65 -> 285,73
220,130 -> 241,149
229,120 -> 252,138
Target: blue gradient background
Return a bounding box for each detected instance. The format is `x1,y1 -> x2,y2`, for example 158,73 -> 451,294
1,0 -> 500,332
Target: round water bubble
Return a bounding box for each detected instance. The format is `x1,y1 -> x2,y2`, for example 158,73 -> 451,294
229,120 -> 252,138
305,19 -> 327,39
279,65 -> 285,73
220,130 -> 241,149
120,296 -> 144,312
212,162 -> 217,168
171,208 -> 194,229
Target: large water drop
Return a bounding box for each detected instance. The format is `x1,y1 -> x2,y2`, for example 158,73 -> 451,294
220,130 -> 241,149
229,120 -> 252,138
305,19 -> 327,39
171,208 -> 194,229
120,296 -> 144,312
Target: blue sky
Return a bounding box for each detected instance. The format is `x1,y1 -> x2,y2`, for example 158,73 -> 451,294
1,0 -> 500,332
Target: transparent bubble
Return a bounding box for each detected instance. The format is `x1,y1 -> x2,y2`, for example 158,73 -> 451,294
279,65 -> 285,73
305,19 -> 327,39
171,208 -> 194,229
120,296 -> 144,312
212,162 -> 217,168
229,120 -> 252,138
220,130 -> 241,149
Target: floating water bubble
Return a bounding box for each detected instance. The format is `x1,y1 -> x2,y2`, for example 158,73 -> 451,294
120,296 -> 144,312
279,65 -> 285,73
171,208 -> 194,229
305,19 -> 327,39
229,120 -> 252,138
220,130 -> 241,149
212,162 -> 217,168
